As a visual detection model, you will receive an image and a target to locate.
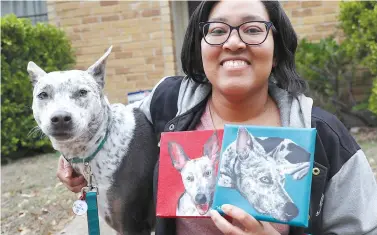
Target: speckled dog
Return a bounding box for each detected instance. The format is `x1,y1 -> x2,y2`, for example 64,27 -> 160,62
218,127 -> 311,222
27,46 -> 158,235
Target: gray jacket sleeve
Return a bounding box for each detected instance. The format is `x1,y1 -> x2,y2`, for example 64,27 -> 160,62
322,149 -> 377,235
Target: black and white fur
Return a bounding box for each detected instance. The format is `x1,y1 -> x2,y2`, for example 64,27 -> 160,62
27,46 -> 158,235
218,127 -> 311,222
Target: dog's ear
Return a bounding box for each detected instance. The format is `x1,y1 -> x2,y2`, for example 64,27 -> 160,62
168,142 -> 189,171
236,128 -> 267,160
271,139 -> 310,164
272,140 -> 311,180
236,127 -> 253,154
87,46 -> 112,89
27,61 -> 47,86
203,132 -> 220,163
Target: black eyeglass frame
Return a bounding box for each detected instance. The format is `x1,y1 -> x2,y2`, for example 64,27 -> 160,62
199,21 -> 276,46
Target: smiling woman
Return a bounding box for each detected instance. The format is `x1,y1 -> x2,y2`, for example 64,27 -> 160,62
56,1 -> 377,235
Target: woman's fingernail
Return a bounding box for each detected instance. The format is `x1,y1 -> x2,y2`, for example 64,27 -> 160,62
221,204 -> 231,212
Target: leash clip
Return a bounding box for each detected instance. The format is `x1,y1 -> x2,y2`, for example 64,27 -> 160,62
84,162 -> 94,188
83,163 -> 99,195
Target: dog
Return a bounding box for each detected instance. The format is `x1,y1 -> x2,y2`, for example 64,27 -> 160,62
167,132 -> 220,216
218,127 -> 311,222
27,46 -> 158,235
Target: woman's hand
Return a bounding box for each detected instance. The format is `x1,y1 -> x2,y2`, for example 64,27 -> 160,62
210,204 -> 281,235
56,155 -> 87,193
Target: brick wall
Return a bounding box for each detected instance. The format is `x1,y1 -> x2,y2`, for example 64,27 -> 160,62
282,1 -> 343,42
47,0 -> 175,103
46,1 -> 346,103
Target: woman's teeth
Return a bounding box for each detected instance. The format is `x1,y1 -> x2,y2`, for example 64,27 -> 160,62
222,60 -> 248,68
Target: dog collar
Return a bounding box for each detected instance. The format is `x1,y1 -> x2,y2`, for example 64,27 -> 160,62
61,116 -> 111,165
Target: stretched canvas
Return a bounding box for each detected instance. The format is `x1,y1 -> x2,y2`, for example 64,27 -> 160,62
212,125 -> 316,227
156,130 -> 224,218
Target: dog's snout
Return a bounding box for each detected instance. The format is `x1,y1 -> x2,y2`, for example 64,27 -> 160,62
51,111 -> 72,126
195,194 -> 207,204
283,202 -> 299,221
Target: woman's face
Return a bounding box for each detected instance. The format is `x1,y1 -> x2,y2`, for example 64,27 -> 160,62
201,0 -> 275,98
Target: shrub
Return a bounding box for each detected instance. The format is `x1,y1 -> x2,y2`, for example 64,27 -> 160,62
296,37 -> 377,127
339,1 -> 377,114
1,14 -> 76,160
370,80 -> 377,114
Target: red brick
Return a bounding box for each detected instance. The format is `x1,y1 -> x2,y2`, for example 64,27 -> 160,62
154,48 -> 162,56
75,65 -> 86,70
146,57 -> 155,64
302,1 -> 322,8
100,0 -> 118,7
112,45 -> 122,52
69,34 -> 81,41
314,23 -> 338,32
127,74 -> 146,81
75,48 -> 83,56
115,68 -> 130,75
307,34 -> 323,41
292,9 -> 312,17
73,26 -> 90,33
102,15 -> 119,22
115,52 -> 133,59
141,9 -> 160,17
282,1 -> 301,9
152,60 -> 165,68
136,79 -> 156,88
123,11 -> 139,19
82,16 -> 98,24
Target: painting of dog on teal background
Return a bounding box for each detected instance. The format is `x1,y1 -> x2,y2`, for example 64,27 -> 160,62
212,125 -> 316,227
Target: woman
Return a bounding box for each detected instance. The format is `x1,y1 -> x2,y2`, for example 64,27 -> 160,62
57,1 -> 377,234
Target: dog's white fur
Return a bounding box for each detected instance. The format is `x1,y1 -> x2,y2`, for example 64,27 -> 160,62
168,133 -> 220,216
28,47 -> 157,235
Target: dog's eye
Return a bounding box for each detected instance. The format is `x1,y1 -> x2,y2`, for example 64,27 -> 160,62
204,170 -> 211,177
37,92 -> 48,99
79,89 -> 88,97
259,176 -> 273,184
186,176 -> 194,182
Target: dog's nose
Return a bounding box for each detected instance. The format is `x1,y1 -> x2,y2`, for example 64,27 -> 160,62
50,111 -> 72,127
195,194 -> 207,204
283,202 -> 299,221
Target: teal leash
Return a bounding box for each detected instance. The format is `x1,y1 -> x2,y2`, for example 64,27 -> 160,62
59,116 -> 111,235
86,191 -> 100,235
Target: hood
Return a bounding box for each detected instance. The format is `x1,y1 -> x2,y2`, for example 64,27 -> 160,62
268,83 -> 313,128
176,78 -> 313,128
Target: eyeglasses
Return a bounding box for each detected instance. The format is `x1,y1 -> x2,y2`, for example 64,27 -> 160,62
199,21 -> 276,46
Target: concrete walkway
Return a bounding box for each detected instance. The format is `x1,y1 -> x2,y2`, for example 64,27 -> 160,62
54,215 -> 114,235
55,215 -> 155,235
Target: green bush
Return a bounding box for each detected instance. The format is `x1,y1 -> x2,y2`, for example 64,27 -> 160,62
1,14 -> 76,159
296,37 -> 377,127
296,37 -> 344,104
370,79 -> 377,114
339,1 -> 377,114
